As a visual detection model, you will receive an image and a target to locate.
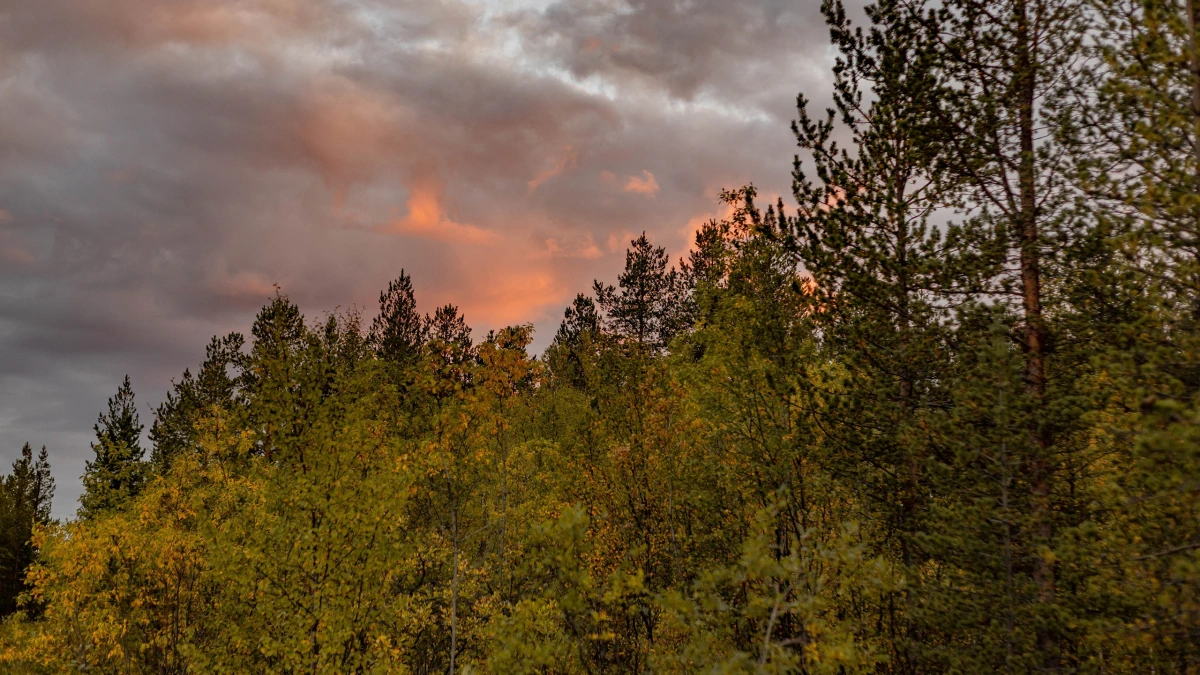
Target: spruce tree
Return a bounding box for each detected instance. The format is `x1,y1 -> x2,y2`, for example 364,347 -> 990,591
0,444 -> 53,616
80,375 -> 146,517
370,271 -> 426,368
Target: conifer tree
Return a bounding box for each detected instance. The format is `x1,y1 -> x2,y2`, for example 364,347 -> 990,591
370,271 -> 426,367
787,1 -> 958,665
240,293 -> 309,460
426,304 -> 473,356
150,332 -> 244,473
425,304 -> 475,387
79,375 -> 146,517
593,233 -> 685,352
0,443 -> 53,616
1059,0 -> 1200,665
546,294 -> 602,390
552,293 -> 601,349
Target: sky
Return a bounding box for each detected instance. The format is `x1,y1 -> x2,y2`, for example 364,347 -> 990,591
0,0 -> 843,518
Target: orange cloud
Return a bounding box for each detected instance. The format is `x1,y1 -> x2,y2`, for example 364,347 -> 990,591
678,198 -> 736,257
0,218 -> 35,265
99,0 -> 339,49
623,170 -> 659,196
0,243 -> 35,265
385,180 -> 499,245
455,268 -> 563,327
527,146 -> 578,194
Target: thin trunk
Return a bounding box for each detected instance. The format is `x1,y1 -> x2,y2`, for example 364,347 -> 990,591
449,509 -> 459,675
1015,0 -> 1045,399
499,400 -> 509,598
1015,0 -> 1057,664
999,384 -> 1016,675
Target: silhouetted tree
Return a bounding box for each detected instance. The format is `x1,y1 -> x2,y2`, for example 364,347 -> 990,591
370,271 -> 426,368
593,233 -> 685,351
0,444 -> 53,616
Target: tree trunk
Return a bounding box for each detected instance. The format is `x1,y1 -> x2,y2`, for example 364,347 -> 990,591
450,511 -> 459,675
1014,0 -> 1057,664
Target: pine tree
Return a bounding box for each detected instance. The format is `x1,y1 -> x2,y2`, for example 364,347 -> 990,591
786,1 -> 963,667
150,332 -> 244,473
243,291 -> 305,392
239,293 -> 309,460
370,271 -> 426,368
593,233 -> 686,352
919,0 -> 1097,666
80,375 -> 146,517
545,294 -> 602,390
425,304 -> 475,381
0,444 -> 53,616
552,293 -> 601,349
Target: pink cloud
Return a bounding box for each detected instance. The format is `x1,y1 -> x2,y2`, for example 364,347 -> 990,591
384,180 -> 499,245
623,170 -> 659,196
527,146 -> 579,194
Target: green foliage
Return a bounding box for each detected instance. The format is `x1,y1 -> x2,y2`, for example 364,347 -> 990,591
3,0 -> 1200,671
594,233 -> 688,352
0,445 -> 53,617
149,332 -> 243,473
79,375 -> 147,518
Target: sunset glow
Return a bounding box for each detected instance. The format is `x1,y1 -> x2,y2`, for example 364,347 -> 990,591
0,0 -> 832,512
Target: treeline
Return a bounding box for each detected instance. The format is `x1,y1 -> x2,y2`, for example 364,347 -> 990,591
1,0 -> 1198,671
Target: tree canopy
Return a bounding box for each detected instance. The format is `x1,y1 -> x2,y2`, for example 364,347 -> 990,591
1,0 -> 1199,671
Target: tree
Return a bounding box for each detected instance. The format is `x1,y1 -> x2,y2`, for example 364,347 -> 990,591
240,292 -> 308,460
198,331 -> 418,673
0,444 -> 53,616
785,0 -> 967,667
1058,0 -> 1200,666
80,375 -> 146,517
547,294 -> 603,390
425,304 -> 476,391
552,294 -> 601,350
370,271 -> 426,368
594,233 -> 685,352
149,332 -> 244,473
921,0 -> 1099,665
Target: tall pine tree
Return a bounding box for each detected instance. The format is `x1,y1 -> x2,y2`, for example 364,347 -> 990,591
79,375 -> 146,517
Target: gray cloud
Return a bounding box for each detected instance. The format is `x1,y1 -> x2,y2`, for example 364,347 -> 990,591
0,0 -> 843,517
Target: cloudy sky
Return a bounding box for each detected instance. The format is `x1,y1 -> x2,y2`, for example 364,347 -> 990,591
0,0 -> 842,517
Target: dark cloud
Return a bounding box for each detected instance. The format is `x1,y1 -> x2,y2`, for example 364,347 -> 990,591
0,0 -> 841,517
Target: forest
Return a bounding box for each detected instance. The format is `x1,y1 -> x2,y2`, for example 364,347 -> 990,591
0,0 -> 1198,671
